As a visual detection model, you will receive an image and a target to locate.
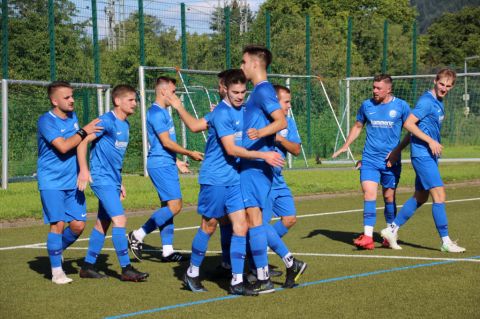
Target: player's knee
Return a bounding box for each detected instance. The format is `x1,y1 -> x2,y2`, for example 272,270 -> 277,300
168,200 -> 182,215
111,215 -> 127,228
70,221 -> 86,235
282,216 -> 296,228
232,222 -> 248,237
50,221 -> 65,234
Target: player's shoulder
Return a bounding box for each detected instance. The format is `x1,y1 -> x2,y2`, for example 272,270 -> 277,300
361,98 -> 374,107
415,91 -> 434,108
38,110 -> 57,126
255,81 -> 276,94
392,97 -> 410,109
287,116 -> 297,128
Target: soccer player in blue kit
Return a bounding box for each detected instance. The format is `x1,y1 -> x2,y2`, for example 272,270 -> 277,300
333,75 -> 410,250
37,81 -> 102,284
381,68 -> 466,253
240,45 -> 287,293
77,84 -> 149,281
128,76 -> 203,262
262,84 -> 307,288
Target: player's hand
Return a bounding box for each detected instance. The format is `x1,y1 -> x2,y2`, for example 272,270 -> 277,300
385,150 -> 400,168
332,146 -> 347,158
247,128 -> 261,140
82,118 -> 103,135
210,103 -> 217,112
355,160 -> 362,170
77,169 -> 92,192
163,89 -> 182,109
120,185 -> 126,201
188,150 -> 204,161
428,140 -> 443,157
263,151 -> 285,167
176,160 -> 191,174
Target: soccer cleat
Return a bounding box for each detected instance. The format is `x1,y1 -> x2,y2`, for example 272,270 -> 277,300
52,271 -> 73,285
127,231 -> 143,262
183,273 -> 207,292
269,268 -> 283,277
252,278 -> 275,294
79,264 -> 108,279
283,258 -> 307,288
380,228 -> 402,250
381,238 -> 390,248
353,234 -> 375,250
161,252 -> 185,263
440,241 -> 466,253
229,282 -> 258,296
120,265 -> 149,282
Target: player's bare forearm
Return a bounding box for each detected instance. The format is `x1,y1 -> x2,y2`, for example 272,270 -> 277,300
277,136 -> 301,156
333,122 -> 362,157
175,105 -> 208,133
76,134 -> 96,172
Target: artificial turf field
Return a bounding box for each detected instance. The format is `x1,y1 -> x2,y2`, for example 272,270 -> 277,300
1,184 -> 479,319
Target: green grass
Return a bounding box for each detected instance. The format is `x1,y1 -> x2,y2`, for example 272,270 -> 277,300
1,162 -> 480,220
0,185 -> 479,318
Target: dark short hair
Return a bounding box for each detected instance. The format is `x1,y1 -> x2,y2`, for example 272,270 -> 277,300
155,76 -> 176,87
112,84 -> 136,106
273,84 -> 291,95
436,68 -> 456,84
373,74 -> 393,85
223,69 -> 247,88
47,81 -> 72,98
243,45 -> 272,68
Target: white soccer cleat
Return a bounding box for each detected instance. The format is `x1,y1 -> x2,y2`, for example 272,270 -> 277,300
52,271 -> 73,285
380,228 -> 402,250
440,241 -> 466,253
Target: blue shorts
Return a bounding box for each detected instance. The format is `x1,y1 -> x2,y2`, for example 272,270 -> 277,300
197,184 -> 244,219
263,186 -> 296,223
40,189 -> 87,224
240,160 -> 273,209
91,185 -> 124,220
412,156 -> 443,191
148,165 -> 182,203
359,162 -> 401,189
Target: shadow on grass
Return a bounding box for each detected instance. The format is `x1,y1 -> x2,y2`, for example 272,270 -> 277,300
303,228 -> 438,251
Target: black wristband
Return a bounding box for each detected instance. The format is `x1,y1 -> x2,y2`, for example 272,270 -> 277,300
76,128 -> 88,140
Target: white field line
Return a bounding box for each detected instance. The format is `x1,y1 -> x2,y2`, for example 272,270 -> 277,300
1,197 -> 479,252
21,246 -> 480,263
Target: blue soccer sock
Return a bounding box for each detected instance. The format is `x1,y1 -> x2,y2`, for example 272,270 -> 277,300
432,203 -> 449,238
141,217 -> 157,235
363,200 -> 377,227
230,235 -> 246,277
47,232 -> 63,268
112,227 -> 130,268
160,217 -> 174,246
62,226 -> 80,250
84,228 -> 106,265
220,223 -> 233,266
190,229 -> 211,268
273,220 -> 289,238
248,225 -> 268,269
384,201 -> 396,225
152,207 -> 174,228
265,223 -> 289,259
394,197 -> 423,227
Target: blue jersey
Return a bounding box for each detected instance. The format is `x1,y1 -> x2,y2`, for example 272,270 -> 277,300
199,100 -> 243,186
356,97 -> 410,166
90,111 -> 129,188
37,111 -> 80,190
410,91 -> 445,158
272,117 -> 301,189
147,103 -> 177,169
242,81 -> 281,155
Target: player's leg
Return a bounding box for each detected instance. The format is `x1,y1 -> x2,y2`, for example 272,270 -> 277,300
218,216 -> 233,271
62,189 -> 87,251
81,214 -> 110,279
379,168 -> 400,249
354,168 -> 380,249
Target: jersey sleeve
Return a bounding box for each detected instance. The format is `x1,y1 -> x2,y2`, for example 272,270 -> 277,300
401,101 -> 411,123
149,109 -> 170,134
258,84 -> 281,115
204,112 -> 213,126
95,115 -> 110,138
287,118 -> 302,144
213,107 -> 236,138
412,97 -> 431,121
38,116 -> 62,143
356,103 -> 366,124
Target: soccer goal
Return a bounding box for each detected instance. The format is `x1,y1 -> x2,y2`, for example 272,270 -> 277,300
0,79 -> 111,189
138,66 -> 348,177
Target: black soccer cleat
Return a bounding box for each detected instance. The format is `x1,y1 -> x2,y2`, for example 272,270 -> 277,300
269,268 -> 283,277
161,252 -> 185,263
183,272 -> 207,292
229,282 -> 258,296
79,262 -> 108,279
252,278 -> 275,294
127,231 -> 143,262
121,265 -> 149,282
283,258 -> 307,288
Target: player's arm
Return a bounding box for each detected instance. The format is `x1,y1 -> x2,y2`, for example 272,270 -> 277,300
247,109 -> 287,140
51,118 -> 103,154
158,131 -> 204,161
332,121 -> 363,158
176,158 -> 191,174
220,134 -> 284,167
275,134 -> 301,156
403,113 -> 442,156
76,133 -> 98,191
164,89 -> 208,132
386,134 -> 411,167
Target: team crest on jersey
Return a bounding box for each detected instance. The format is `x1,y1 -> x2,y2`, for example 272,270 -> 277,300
279,128 -> 288,137
74,123 -> 79,130
389,110 -> 397,118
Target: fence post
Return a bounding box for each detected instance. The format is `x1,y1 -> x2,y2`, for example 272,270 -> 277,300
225,6 -> 231,69
48,0 -> 56,81
305,14 -> 312,157
2,0 -> 8,79
265,10 -> 271,73
411,21 -> 417,102
1,79 -> 7,189
138,0 -> 145,66
382,19 -> 388,73
181,3 -> 187,69
91,0 -> 100,83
